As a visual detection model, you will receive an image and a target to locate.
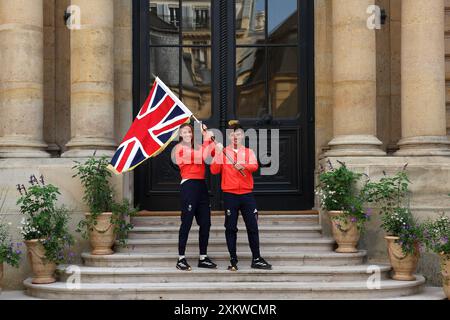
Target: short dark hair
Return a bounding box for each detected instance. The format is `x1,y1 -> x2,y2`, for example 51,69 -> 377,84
228,123 -> 244,132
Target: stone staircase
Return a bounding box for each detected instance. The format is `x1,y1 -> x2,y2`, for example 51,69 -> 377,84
23,211 -> 428,299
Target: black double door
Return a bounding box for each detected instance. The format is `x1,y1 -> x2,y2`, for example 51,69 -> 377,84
133,0 -> 315,211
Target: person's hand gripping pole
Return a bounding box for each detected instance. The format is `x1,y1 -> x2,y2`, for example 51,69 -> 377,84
190,115 -> 246,177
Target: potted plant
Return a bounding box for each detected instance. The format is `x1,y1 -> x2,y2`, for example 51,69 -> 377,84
364,166 -> 422,281
73,155 -> 137,255
316,160 -> 371,253
0,223 -> 22,292
381,208 -> 422,281
111,199 -> 139,248
17,175 -> 74,284
0,188 -> 22,292
423,213 -> 450,298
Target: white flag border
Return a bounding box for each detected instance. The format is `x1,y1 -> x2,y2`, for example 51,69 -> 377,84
155,77 -> 193,117
107,77 -> 194,175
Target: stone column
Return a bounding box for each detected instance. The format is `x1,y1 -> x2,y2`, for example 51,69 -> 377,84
43,0 -> 60,156
114,0 -> 133,142
326,0 -> 385,156
62,0 -> 116,157
0,0 -> 49,157
396,0 -> 450,156
114,0 -> 133,203
55,0 -> 72,152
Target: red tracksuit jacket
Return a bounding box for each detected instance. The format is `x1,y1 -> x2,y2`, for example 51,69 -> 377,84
210,145 -> 259,194
174,140 -> 215,180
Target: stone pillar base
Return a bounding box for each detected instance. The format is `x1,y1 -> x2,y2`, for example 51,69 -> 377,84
46,144 -> 61,157
325,135 -> 386,157
395,136 -> 450,156
61,137 -> 117,158
0,137 -> 49,158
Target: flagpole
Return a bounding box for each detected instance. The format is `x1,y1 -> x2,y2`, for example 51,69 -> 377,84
190,115 -> 246,177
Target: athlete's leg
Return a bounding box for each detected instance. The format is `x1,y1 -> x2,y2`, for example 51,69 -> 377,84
240,193 -> 261,259
223,192 -> 239,260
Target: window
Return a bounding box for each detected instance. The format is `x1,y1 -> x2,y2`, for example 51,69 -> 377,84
192,41 -> 208,70
195,8 -> 209,29
169,7 -> 180,27
149,1 -> 212,120
235,0 -> 299,119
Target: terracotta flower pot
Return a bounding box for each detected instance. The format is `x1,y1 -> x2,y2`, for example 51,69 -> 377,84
440,254 -> 450,299
86,212 -> 115,255
385,236 -> 419,281
328,210 -> 360,253
25,240 -> 56,284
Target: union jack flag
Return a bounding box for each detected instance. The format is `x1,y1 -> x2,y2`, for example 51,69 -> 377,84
108,77 -> 192,174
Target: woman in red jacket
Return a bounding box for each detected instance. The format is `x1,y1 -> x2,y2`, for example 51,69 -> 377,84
173,123 -> 217,271
210,121 -> 272,271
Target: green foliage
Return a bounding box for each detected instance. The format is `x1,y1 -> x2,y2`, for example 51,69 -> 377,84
381,207 -> 423,255
0,187 -> 21,267
316,160 -> 371,232
17,178 -> 74,265
72,156 -> 114,214
0,224 -> 21,268
73,155 -> 138,246
422,213 -> 450,258
112,200 -> 139,247
363,169 -> 410,216
363,166 -> 422,255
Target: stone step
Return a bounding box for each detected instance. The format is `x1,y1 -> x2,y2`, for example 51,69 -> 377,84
131,214 -> 319,227
128,225 -> 323,240
56,265 -> 392,283
82,251 -> 368,268
6,286 -> 447,300
383,287 -> 447,300
23,276 -> 426,300
115,238 -> 336,253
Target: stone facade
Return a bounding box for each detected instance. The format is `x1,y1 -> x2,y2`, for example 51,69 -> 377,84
0,0 -> 449,290
0,0 -> 132,289
315,0 -> 450,286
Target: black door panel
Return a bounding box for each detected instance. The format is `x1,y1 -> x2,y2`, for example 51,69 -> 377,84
133,0 -> 314,211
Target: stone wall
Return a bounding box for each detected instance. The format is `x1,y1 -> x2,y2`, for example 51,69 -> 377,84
445,0 -> 450,134
314,0 -> 450,286
0,0 -> 132,290
315,0 -> 449,158
318,157 -> 450,286
0,158 -> 125,289
314,0 -> 334,161
0,0 -> 448,290
321,157 -> 450,286
55,0 -> 72,154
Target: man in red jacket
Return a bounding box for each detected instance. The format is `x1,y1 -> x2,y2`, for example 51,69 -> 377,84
211,121 -> 272,271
